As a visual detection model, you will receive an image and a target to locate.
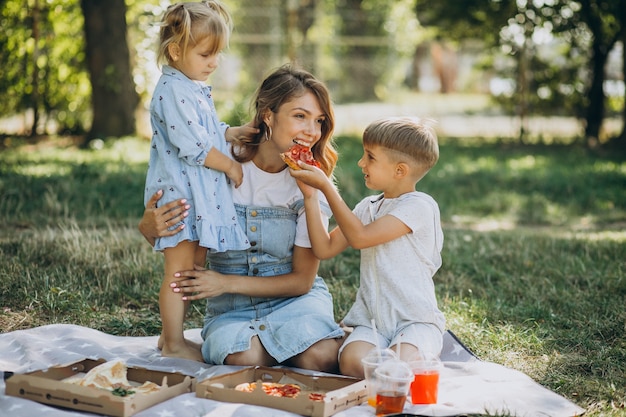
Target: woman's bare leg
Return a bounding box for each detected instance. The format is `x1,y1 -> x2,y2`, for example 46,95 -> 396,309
288,337 -> 343,373
224,336 -> 277,367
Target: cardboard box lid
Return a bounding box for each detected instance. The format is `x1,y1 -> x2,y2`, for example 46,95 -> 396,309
5,359 -> 194,417
197,366 -> 367,417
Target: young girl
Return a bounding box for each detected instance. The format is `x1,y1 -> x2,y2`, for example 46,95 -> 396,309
145,1 -> 250,361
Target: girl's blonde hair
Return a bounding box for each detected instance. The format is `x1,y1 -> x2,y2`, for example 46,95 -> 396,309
233,64 -> 338,178
157,1 -> 232,66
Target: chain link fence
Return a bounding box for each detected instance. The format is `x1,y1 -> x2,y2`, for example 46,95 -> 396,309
212,0 -> 400,107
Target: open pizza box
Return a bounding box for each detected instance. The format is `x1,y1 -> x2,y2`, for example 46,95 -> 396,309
196,366 -> 368,417
4,358 -> 194,417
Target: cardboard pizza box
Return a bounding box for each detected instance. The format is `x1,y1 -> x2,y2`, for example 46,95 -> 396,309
196,366 -> 367,417
5,358 -> 194,417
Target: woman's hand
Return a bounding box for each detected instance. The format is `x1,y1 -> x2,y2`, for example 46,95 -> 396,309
171,265 -> 230,301
138,190 -> 190,246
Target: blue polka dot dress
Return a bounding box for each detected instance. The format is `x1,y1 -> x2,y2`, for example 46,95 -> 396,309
144,66 -> 249,253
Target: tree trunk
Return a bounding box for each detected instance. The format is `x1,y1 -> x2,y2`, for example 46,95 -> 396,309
80,0 -> 138,141
584,38 -> 607,147
30,0 -> 41,136
616,9 -> 626,149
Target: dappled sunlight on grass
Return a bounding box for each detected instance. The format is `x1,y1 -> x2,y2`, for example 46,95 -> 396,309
1,136 -> 149,178
436,227 -> 626,411
1,135 -> 624,415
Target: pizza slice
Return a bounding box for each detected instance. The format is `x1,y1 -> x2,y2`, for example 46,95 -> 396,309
65,360 -> 161,397
235,381 -> 301,397
234,381 -> 325,401
280,141 -> 320,170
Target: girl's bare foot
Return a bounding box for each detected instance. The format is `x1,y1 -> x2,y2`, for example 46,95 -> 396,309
158,335 -> 201,352
160,340 -> 204,362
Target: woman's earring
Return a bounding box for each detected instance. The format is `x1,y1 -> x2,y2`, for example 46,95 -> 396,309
264,125 -> 272,142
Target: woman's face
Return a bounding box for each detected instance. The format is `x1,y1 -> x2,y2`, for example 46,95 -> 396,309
268,91 -> 326,152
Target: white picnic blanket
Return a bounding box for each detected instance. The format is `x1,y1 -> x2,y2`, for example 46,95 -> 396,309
0,324 -> 585,417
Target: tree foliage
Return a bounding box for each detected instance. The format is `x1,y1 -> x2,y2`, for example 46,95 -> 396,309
1,0 -> 624,151
415,0 -> 625,148
0,0 -> 90,135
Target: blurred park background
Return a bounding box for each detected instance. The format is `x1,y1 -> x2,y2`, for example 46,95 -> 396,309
1,0 -> 626,146
1,1 -> 625,416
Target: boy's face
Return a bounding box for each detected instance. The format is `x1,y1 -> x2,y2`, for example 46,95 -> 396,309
357,144 -> 397,191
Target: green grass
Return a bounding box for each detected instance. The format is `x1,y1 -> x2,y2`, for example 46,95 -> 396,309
0,135 -> 625,416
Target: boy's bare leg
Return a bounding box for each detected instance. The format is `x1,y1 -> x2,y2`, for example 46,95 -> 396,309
339,340 -> 376,378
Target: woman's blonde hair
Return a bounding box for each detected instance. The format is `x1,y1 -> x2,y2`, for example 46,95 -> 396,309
157,1 -> 232,66
233,64 -> 338,177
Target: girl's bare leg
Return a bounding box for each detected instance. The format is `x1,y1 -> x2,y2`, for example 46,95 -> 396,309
159,240 -> 204,361
157,244 -> 207,352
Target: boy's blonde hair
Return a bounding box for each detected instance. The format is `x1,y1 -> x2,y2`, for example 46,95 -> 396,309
157,1 -> 232,66
363,117 -> 439,173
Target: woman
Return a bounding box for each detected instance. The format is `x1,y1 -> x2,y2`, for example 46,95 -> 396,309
139,64 -> 344,373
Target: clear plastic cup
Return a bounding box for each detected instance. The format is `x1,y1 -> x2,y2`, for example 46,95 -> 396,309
361,348 -> 398,407
409,359 -> 443,404
373,360 -> 413,416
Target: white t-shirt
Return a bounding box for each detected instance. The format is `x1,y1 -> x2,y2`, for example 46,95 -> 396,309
343,191 -> 446,336
233,160 -> 330,248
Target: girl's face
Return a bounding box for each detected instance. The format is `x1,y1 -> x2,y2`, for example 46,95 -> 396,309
171,37 -> 221,81
267,91 -> 325,152
357,144 -> 396,191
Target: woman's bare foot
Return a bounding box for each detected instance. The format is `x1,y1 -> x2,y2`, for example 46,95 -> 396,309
184,338 -> 202,351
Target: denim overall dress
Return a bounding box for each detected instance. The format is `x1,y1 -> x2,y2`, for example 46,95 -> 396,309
200,202 -> 344,364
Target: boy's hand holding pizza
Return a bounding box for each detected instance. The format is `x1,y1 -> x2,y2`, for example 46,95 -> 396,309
288,159 -> 333,198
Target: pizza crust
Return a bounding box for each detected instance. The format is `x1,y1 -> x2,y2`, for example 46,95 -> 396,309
64,360 -> 161,396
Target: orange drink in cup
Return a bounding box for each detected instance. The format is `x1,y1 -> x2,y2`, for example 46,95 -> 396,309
409,359 -> 442,404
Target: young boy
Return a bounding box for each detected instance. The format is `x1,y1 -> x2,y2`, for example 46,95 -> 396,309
290,116 -> 445,378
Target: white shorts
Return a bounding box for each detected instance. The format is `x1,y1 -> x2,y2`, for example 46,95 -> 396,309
339,322 -> 443,360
